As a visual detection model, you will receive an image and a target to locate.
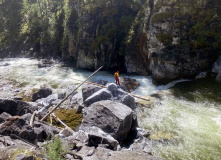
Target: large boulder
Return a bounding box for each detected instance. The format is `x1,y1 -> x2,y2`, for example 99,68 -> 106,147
84,88 -> 112,107
0,116 -> 37,143
121,94 -> 136,110
81,100 -> 133,141
82,84 -> 102,101
119,77 -> 140,92
107,83 -> 126,100
151,50 -> 217,84
0,99 -> 37,116
32,88 -> 52,102
33,121 -> 60,142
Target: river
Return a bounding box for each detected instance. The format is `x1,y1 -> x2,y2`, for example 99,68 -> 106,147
0,58 -> 221,160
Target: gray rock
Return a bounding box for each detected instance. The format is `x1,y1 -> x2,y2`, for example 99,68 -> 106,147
96,80 -> 108,86
66,85 -> 78,97
88,126 -> 119,150
84,88 -> 112,106
121,94 -> 136,110
34,127 -> 48,142
14,153 -> 26,160
119,77 -> 140,92
81,100 -> 133,141
82,84 -> 102,101
107,150 -> 160,160
76,146 -> 95,158
36,94 -> 59,108
195,72 -> 207,79
70,92 -> 83,109
0,99 -> 37,116
212,56 -> 221,73
0,112 -> 11,123
112,88 -> 126,100
19,126 -> 37,144
143,143 -> 152,154
33,121 -> 60,142
137,128 -> 151,138
32,88 -> 52,102
20,113 -> 32,122
58,91 -> 66,99
215,72 -> 221,82
59,128 -> 73,137
107,83 -> 118,92
76,105 -> 84,114
65,130 -> 89,145
64,154 -> 74,160
0,116 -> 37,143
83,147 -> 112,160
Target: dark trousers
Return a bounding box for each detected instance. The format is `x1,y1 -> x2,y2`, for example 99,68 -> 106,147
115,77 -> 120,85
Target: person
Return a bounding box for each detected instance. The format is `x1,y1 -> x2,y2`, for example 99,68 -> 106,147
114,71 -> 120,85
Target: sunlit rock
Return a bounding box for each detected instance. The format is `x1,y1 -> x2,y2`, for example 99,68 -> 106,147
81,100 -> 133,141
84,88 -> 112,107
82,84 -> 102,101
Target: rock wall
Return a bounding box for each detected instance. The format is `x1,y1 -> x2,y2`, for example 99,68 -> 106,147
63,0 -> 220,84
1,0 -> 220,84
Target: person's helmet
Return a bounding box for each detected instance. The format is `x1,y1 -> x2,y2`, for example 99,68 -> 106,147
117,71 -> 119,73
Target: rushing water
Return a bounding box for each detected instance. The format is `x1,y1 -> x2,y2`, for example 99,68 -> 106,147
138,79 -> 221,160
0,58 -> 221,160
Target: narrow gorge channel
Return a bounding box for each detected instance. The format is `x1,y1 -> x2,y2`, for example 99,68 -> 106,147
1,58 -> 220,160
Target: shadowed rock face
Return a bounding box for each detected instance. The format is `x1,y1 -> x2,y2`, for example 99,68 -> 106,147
0,116 -> 37,143
0,99 -> 37,116
32,88 -> 52,102
81,100 -> 133,141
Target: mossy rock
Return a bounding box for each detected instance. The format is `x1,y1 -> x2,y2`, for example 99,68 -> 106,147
17,88 -> 39,102
47,109 -> 82,130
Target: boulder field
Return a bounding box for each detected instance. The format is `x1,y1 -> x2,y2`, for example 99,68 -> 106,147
0,81 -> 161,160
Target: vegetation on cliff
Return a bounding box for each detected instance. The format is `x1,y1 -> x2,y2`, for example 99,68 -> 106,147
0,0 -> 220,68
152,0 -> 221,55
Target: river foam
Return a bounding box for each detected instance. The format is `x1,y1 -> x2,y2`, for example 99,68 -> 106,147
1,58 -> 220,160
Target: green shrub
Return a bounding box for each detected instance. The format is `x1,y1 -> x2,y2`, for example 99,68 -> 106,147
45,137 -> 66,160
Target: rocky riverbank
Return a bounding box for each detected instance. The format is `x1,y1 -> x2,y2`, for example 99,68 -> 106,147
0,79 -> 161,160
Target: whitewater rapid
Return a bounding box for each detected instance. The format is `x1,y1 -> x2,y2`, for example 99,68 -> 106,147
1,58 -> 221,160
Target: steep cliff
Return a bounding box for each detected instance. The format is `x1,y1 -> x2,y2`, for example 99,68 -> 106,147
63,0 -> 221,83
63,0 -> 147,71
147,0 -> 221,84
0,0 -> 220,84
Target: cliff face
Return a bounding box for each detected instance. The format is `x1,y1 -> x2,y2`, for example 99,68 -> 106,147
0,0 -> 220,84
147,0 -> 221,84
63,0 -> 146,71
63,0 -> 220,83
